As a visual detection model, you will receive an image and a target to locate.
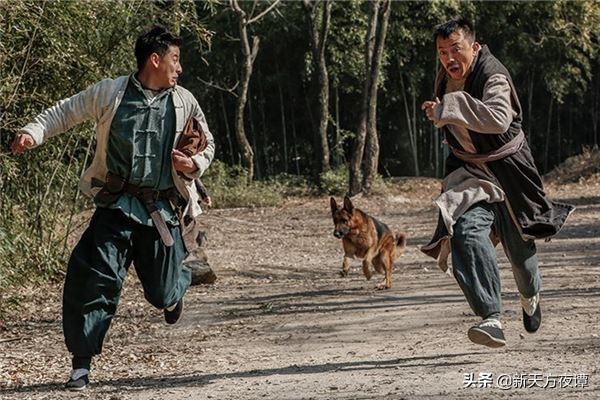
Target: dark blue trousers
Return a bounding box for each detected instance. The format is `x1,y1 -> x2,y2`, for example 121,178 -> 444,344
451,201 -> 540,319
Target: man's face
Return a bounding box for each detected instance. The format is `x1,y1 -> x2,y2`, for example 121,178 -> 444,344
154,45 -> 182,88
436,30 -> 480,80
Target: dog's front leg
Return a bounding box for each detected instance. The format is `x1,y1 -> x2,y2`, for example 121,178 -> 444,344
362,259 -> 373,281
340,256 -> 350,277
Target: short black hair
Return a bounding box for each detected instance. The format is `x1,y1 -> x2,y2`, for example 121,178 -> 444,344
135,25 -> 183,71
433,16 -> 475,43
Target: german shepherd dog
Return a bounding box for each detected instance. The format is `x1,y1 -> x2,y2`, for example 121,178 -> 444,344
330,196 -> 407,289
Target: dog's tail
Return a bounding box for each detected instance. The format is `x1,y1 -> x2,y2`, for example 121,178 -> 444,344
395,231 -> 408,249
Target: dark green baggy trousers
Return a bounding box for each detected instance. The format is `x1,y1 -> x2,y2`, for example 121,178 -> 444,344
62,207 -> 190,357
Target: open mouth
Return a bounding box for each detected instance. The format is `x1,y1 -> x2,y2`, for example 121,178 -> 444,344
448,64 -> 460,75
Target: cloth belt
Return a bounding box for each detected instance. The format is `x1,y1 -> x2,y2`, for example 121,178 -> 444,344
450,130 -> 525,164
97,172 -> 179,247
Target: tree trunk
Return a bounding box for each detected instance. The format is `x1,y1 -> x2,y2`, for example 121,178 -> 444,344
543,96 -> 554,172
230,0 -> 280,181
248,92 -> 261,179
257,68 -> 269,177
219,91 -> 235,165
568,98 -> 573,155
290,92 -> 301,175
349,0 -> 379,195
304,0 -> 332,174
362,0 -> 391,194
334,84 -> 342,165
316,0 -> 332,173
556,102 -> 561,165
399,71 -> 419,176
234,13 -> 256,181
592,69 -> 599,147
276,62 -> 288,172
303,88 -> 317,143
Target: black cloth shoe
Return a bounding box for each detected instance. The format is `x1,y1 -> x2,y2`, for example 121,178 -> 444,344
467,319 -> 506,348
164,298 -> 184,324
523,303 -> 542,333
65,374 -> 89,391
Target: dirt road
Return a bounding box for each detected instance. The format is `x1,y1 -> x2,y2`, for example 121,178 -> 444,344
1,178 -> 599,399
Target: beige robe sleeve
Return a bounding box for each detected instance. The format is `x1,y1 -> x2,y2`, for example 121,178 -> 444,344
433,74 -> 516,134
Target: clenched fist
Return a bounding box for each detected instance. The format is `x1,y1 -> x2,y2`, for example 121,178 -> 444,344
421,97 -> 441,123
172,149 -> 199,174
11,132 -> 36,153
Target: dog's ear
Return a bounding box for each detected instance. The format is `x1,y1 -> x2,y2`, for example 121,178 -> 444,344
330,197 -> 338,216
343,196 -> 354,213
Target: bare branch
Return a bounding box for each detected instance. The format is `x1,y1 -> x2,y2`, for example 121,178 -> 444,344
230,0 -> 244,16
318,1 -> 332,57
196,77 -> 239,97
249,0 -> 258,18
250,36 -> 260,63
247,0 -> 280,25
0,337 -> 23,344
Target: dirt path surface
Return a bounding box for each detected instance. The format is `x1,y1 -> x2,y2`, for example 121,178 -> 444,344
1,178 -> 599,400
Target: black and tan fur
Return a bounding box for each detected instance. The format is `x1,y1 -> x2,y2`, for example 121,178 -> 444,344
330,196 -> 407,289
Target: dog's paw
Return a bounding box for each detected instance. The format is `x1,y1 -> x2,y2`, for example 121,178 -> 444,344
375,283 -> 391,290
339,270 -> 349,277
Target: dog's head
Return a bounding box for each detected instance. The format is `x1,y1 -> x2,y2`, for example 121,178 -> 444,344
330,196 -> 355,239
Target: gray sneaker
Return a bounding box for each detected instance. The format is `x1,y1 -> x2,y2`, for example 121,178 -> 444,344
65,373 -> 89,391
467,318 -> 506,348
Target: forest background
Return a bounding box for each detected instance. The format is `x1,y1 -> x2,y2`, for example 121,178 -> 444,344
1,0 -> 599,312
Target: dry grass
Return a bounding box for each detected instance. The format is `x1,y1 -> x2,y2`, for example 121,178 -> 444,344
545,146 -> 600,184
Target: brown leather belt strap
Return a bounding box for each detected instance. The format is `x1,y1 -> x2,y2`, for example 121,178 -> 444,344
124,184 -> 176,247
101,172 -> 178,247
